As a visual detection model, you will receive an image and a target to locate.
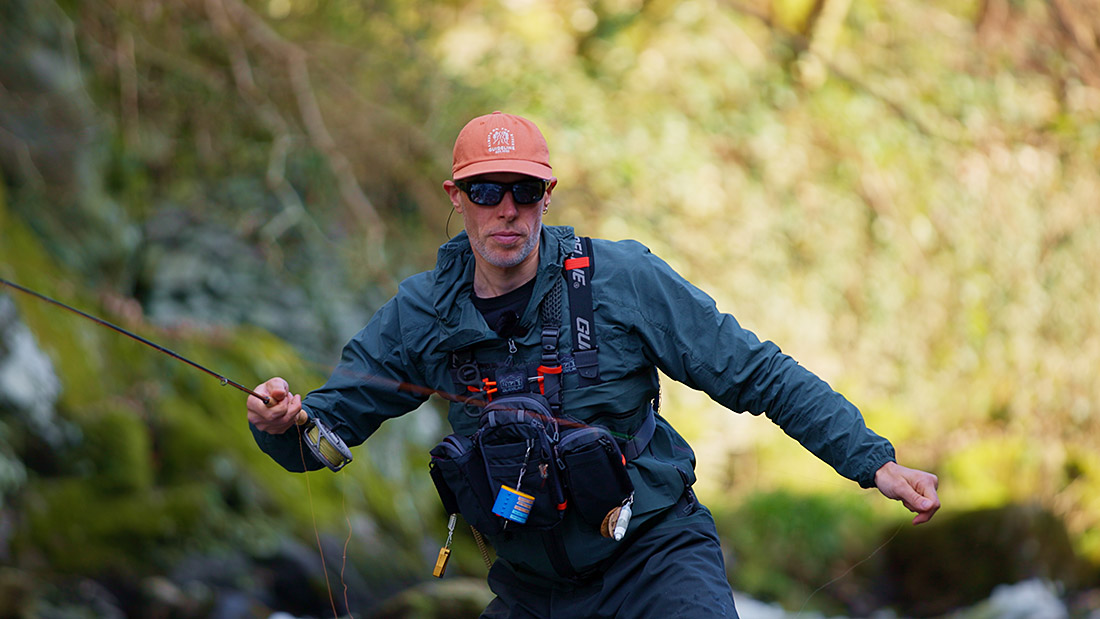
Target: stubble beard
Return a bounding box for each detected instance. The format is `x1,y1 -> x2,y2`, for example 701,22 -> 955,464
473,226 -> 540,268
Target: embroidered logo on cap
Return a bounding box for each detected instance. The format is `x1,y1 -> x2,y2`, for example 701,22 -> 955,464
487,127 -> 516,154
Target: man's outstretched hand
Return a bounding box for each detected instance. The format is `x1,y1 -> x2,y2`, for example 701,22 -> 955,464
875,461 -> 940,525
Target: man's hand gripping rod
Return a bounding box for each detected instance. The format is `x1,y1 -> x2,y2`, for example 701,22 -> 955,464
0,277 -> 351,471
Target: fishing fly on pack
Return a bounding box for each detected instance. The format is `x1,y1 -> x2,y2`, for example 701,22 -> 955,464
0,277 -> 352,471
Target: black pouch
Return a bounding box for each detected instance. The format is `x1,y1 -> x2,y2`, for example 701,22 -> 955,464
429,433 -> 502,535
557,423 -> 635,529
475,394 -> 567,530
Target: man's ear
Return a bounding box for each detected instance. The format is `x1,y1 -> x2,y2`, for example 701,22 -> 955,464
545,177 -> 558,204
443,180 -> 464,213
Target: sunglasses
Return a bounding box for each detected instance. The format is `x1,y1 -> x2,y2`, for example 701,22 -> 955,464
454,178 -> 550,206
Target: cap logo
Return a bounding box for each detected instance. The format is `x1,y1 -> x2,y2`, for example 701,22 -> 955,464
487,127 -> 516,154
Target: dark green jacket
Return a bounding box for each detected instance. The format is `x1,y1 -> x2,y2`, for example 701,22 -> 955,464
252,224 -> 895,581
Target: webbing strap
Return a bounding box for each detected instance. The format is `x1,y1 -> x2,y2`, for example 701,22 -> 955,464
565,237 -> 599,386
621,404 -> 657,461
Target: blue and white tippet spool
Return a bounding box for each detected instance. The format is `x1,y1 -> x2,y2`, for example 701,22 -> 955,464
492,485 -> 535,524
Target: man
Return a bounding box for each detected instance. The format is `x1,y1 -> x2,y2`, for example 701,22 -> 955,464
247,111 -> 940,618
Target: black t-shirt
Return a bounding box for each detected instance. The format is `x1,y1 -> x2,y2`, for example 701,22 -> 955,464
471,277 -> 535,338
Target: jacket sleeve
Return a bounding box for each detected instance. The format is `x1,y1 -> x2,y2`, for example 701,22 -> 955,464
250,295 -> 431,472
612,241 -> 895,488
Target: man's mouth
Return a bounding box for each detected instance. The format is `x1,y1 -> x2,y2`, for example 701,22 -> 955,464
491,231 -> 524,244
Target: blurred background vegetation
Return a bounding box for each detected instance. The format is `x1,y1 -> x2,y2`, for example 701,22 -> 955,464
1,0 -> 1098,616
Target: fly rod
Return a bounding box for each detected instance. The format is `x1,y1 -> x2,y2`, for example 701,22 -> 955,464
0,277 -> 270,404
0,276 -> 360,470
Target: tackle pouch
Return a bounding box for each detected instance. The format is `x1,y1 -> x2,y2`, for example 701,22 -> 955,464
557,423 -> 635,529
476,394 -> 567,530
429,433 -> 502,535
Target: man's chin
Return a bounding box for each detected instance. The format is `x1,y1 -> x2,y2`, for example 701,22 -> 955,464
484,252 -> 527,269
472,235 -> 538,269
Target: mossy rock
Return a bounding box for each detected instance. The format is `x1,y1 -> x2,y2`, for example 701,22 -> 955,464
76,406 -> 154,495
867,503 -> 1094,617
152,395 -> 224,485
20,479 -> 212,574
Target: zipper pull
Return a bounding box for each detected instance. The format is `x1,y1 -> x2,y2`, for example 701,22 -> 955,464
503,337 -> 517,367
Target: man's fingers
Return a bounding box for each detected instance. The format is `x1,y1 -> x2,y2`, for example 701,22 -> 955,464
904,475 -> 940,525
892,482 -> 928,512
246,378 -> 302,435
258,377 -> 292,406
875,462 -> 941,525
910,474 -> 940,510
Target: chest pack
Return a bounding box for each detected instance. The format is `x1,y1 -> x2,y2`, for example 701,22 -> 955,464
429,237 -> 655,538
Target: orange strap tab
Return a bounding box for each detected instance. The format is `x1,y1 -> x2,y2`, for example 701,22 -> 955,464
564,256 -> 590,270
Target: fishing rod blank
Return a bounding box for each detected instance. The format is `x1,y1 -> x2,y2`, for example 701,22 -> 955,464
0,276 -> 355,471
0,277 -> 270,403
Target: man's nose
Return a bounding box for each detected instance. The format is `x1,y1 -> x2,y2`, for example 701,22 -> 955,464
496,192 -> 519,218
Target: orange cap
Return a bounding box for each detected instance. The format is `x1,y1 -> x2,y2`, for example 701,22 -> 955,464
451,111 -> 552,180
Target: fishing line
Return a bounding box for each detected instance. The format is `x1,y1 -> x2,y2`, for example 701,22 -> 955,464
298,422 -> 342,619
339,481 -> 353,617
795,522 -> 904,616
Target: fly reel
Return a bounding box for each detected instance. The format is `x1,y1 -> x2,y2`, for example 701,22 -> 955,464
300,414 -> 353,472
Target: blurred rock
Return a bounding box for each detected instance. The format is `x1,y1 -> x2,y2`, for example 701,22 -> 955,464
950,579 -> 1067,619
0,294 -> 62,435
0,567 -> 34,618
137,207 -> 362,362
32,578 -> 127,619
0,293 -> 66,500
370,577 -> 495,619
733,591 -> 827,619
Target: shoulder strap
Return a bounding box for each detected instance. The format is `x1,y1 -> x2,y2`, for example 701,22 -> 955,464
564,236 -> 599,387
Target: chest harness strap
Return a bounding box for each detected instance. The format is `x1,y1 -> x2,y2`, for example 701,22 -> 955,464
564,235 -> 599,387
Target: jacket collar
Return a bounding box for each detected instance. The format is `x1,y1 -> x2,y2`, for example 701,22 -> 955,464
432,225 -> 575,351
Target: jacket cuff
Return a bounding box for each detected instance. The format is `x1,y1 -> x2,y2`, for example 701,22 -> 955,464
858,445 -> 897,489
249,423 -> 323,472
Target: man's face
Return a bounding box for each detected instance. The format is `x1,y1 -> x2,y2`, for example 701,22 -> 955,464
445,173 -> 556,270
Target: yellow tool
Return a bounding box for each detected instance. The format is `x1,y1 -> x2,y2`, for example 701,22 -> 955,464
433,514 -> 457,578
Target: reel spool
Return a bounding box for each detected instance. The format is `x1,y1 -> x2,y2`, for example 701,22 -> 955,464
299,413 -> 353,472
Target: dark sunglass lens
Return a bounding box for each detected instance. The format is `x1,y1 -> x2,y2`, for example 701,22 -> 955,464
511,181 -> 545,204
468,182 -> 505,206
